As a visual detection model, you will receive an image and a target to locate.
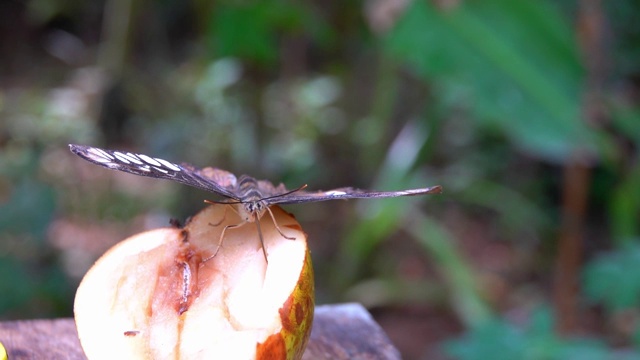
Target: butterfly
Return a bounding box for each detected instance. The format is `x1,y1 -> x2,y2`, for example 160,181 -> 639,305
69,144 -> 442,262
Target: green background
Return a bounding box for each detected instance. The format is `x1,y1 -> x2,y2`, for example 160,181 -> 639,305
1,0 -> 640,358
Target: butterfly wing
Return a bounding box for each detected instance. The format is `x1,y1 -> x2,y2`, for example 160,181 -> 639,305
69,144 -> 240,200
267,185 -> 442,205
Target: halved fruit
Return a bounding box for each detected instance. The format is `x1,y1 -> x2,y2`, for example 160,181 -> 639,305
74,204 -> 314,360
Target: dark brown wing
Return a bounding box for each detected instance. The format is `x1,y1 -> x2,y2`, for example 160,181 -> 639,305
256,180 -> 288,198
266,185 -> 442,205
197,167 -> 240,190
69,144 -> 240,200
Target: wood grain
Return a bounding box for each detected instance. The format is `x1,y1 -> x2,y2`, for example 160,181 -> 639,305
0,303 -> 399,360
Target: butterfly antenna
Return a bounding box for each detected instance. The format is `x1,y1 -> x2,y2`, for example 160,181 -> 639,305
254,214 -> 269,263
260,184 -> 308,201
204,199 -> 243,205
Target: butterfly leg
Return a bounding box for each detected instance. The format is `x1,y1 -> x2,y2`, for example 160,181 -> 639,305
265,206 -> 295,241
208,205 -> 229,227
202,222 -> 243,263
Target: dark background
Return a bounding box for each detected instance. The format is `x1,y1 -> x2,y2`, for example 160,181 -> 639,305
1,0 -> 640,358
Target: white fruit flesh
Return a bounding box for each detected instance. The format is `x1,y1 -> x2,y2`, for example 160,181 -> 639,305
74,204 -> 311,360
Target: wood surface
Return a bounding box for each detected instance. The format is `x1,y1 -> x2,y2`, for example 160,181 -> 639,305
0,303 -> 400,360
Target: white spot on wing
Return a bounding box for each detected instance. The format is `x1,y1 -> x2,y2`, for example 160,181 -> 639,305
138,154 -> 162,167
84,153 -> 112,163
88,147 -> 114,160
325,190 -> 347,196
113,152 -> 131,164
153,166 -> 169,174
155,158 -> 181,171
124,153 -> 143,164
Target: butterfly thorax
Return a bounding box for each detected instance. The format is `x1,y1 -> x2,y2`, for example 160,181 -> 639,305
233,175 -> 270,222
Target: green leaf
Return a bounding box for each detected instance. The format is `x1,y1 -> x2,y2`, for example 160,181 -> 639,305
446,306 -> 613,360
208,3 -> 281,64
383,0 -> 606,162
609,161 -> 640,243
583,242 -> 640,310
206,1 -> 330,65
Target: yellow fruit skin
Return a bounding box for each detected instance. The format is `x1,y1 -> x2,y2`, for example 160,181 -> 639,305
0,341 -> 6,360
256,248 -> 314,360
283,249 -> 315,359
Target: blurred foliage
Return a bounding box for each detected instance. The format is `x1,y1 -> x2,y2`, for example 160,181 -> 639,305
1,0 -> 640,358
383,0 -> 601,163
207,1 -> 331,65
446,307 -> 612,360
583,242 -> 640,312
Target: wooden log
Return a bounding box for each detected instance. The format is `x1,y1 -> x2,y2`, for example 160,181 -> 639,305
0,303 -> 399,360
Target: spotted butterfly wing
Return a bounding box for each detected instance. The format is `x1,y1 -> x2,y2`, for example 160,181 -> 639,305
69,144 -> 241,200
68,144 -> 442,204
69,144 -> 441,263
267,186 -> 442,204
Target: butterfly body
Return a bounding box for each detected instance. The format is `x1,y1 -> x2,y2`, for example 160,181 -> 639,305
69,144 -> 442,262
221,175 -> 271,222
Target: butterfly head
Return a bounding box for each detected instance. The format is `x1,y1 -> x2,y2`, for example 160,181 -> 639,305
235,200 -> 268,222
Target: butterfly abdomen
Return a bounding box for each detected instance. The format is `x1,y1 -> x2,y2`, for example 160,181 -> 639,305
237,175 -> 267,202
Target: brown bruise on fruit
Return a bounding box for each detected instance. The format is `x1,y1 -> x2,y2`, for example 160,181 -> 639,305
283,249 -> 315,360
148,230 -> 202,318
256,333 -> 287,359
256,247 -> 315,360
179,229 -> 188,243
